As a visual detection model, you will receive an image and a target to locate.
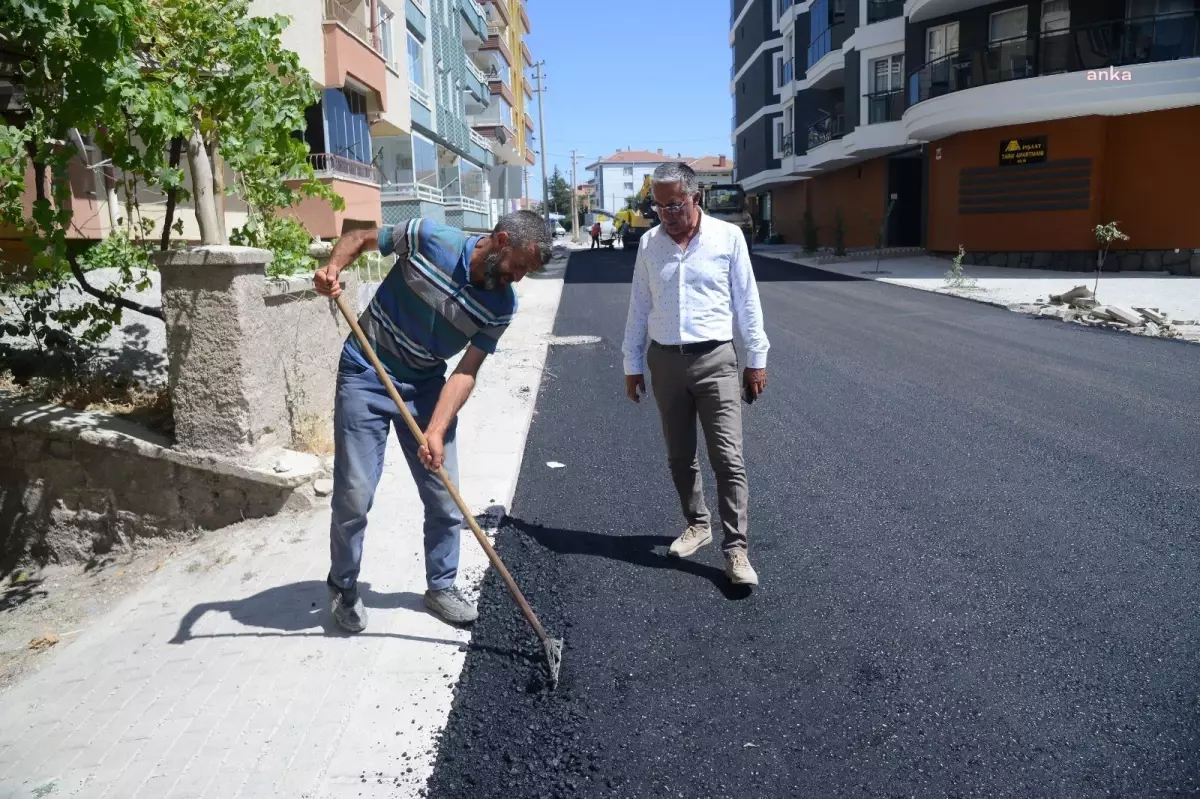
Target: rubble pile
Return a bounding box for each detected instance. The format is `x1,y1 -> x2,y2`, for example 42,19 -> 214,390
1017,286 -> 1200,342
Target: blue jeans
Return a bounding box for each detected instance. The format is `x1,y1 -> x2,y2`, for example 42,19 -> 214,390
328,353 -> 463,596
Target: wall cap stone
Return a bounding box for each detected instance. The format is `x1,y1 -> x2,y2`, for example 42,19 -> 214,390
152,245 -> 274,268
0,392 -> 322,489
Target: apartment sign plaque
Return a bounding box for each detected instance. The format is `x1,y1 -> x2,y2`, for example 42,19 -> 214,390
999,137 -> 1047,166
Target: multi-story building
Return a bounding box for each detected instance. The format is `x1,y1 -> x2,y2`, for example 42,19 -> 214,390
691,154 -> 737,187
732,0 -> 1200,265
373,0 -> 535,232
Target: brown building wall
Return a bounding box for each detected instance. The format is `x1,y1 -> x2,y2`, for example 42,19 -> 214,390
286,178 -> 382,239
773,157 -> 889,249
927,108 -> 1200,253
1102,106 -> 1200,250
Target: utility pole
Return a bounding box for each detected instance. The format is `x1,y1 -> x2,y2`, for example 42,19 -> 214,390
523,167 -> 530,209
570,149 -> 582,243
531,60 -> 550,229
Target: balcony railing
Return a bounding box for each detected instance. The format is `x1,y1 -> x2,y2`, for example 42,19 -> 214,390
908,11 -> 1199,107
409,81 -> 432,108
806,112 -> 845,150
464,0 -> 486,23
780,57 -> 794,86
323,0 -> 380,51
308,153 -> 382,184
469,128 -> 494,152
381,182 -> 444,202
487,23 -> 502,37
866,0 -> 903,24
465,54 -> 488,86
866,88 -> 904,123
781,131 -> 794,156
446,195 -> 488,214
808,25 -> 834,68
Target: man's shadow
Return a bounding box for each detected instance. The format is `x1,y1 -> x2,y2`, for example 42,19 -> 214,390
505,517 -> 753,601
169,580 -> 464,646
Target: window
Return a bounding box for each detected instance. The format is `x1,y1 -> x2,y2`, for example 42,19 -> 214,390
408,33 -> 425,89
379,5 -> 396,68
989,6 -> 1028,43
624,182 -> 634,190
1041,0 -> 1069,32
872,54 -> 903,92
623,167 -> 633,175
324,87 -> 371,163
413,134 -> 437,187
926,22 -> 960,61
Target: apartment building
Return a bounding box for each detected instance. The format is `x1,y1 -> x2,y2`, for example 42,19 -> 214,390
586,151 -> 738,213
732,0 -> 1200,265
372,0 -> 535,232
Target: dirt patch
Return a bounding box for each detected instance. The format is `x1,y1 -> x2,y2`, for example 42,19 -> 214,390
0,538 -> 193,692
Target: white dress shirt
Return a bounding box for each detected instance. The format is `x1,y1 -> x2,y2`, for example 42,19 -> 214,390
621,211 -> 769,375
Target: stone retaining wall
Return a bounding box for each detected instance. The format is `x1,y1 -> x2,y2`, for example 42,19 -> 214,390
0,395 -> 326,573
951,249 -> 1200,276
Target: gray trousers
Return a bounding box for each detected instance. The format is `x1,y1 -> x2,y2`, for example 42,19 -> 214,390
646,341 -> 749,552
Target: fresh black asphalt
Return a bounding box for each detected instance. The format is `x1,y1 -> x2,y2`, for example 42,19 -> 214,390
426,249 -> 1200,798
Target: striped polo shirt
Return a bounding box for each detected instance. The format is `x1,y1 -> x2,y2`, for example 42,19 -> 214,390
341,218 -> 517,382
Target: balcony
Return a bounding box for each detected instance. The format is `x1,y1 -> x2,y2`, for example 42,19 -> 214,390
446,195 -> 489,214
381,182 -> 444,203
521,40 -> 533,66
482,25 -> 513,64
866,88 -> 904,124
324,0 -> 380,52
908,11 -> 1199,106
904,12 -> 1200,140
807,23 -> 847,88
460,0 -> 486,41
464,58 -> 489,102
866,0 -> 903,24
781,131 -> 794,156
518,1 -> 531,34
483,0 -> 510,28
807,112 -> 845,150
308,153 -> 382,185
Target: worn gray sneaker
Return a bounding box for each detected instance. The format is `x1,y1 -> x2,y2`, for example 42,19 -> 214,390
669,524 -> 713,558
424,586 -> 479,625
328,580 -> 367,633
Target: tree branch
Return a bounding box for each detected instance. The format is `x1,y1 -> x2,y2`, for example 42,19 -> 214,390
66,252 -> 163,320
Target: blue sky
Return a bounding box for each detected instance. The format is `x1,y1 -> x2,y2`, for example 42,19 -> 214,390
523,0 -> 734,198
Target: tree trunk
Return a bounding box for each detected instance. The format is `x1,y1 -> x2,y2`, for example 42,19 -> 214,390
210,136 -> 228,245
161,135 -> 184,251
187,126 -> 221,245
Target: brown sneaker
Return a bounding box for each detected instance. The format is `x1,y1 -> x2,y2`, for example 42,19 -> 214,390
668,525 -> 712,558
725,550 -> 759,586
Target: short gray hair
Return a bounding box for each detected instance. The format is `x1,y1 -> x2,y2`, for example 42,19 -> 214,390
493,209 -> 553,267
650,162 -> 700,197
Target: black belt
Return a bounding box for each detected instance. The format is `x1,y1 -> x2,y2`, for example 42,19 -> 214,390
650,339 -> 730,355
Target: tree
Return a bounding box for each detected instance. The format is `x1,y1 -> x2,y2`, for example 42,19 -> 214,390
1093,221 -> 1129,299
546,167 -> 571,215
0,0 -> 339,357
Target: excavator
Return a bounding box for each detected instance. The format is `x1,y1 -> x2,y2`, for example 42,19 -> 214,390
614,176 -> 754,253
616,175 -> 658,249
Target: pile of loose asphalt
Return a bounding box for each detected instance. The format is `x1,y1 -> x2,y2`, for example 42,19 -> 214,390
424,251 -> 1200,798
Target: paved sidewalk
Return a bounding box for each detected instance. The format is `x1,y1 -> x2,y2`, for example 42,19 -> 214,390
756,249 -> 1200,323
0,262 -> 566,799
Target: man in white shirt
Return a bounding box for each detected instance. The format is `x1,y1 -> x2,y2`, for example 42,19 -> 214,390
621,162 -> 769,586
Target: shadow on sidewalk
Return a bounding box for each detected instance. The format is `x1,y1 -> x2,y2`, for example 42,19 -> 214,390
169,580 -> 464,647
505,517 -> 752,601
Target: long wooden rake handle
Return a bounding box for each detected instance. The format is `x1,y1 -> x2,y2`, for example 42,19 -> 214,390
333,293 -> 552,647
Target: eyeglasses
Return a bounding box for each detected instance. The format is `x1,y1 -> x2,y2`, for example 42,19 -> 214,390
650,200 -> 690,215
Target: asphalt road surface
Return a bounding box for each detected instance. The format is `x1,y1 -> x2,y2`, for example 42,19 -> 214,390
427,249 -> 1200,798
